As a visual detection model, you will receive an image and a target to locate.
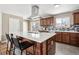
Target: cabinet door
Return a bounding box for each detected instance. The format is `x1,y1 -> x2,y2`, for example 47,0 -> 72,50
40,17 -> 54,26
44,19 -> 47,26
56,32 -> 62,42
46,17 -> 53,25
70,33 -> 79,46
74,12 -> 79,24
50,17 -> 53,25
61,32 -> 70,43
70,33 -> 77,45
75,33 -> 79,46
47,18 -> 51,25
40,19 -> 43,26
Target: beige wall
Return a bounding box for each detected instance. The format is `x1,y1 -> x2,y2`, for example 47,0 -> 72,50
23,20 -> 30,32
28,20 -> 31,31
23,20 -> 29,32
2,13 -> 23,41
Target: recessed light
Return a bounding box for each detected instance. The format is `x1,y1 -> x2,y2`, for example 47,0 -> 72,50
54,4 -> 60,8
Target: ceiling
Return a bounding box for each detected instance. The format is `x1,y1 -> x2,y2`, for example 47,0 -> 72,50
0,4 -> 79,19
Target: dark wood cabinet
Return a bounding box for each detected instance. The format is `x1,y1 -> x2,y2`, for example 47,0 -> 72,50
26,35 -> 56,55
40,19 -> 44,26
40,17 -> 54,26
70,33 -> 79,46
56,32 -> 62,42
56,32 -> 79,47
56,32 -> 70,43
70,33 -> 77,45
40,18 -> 47,26
61,32 -> 70,43
73,12 -> 79,24
46,17 -> 53,25
46,18 -> 51,25
76,34 -> 79,46
50,17 -> 53,25
44,19 -> 47,25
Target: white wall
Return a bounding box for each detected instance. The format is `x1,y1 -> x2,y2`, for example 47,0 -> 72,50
0,13 -> 2,41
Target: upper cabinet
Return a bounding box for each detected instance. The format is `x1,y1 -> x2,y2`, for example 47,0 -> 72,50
73,12 -> 79,24
40,17 -> 54,26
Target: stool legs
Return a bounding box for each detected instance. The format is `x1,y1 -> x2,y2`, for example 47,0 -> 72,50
6,41 -> 14,55
6,41 -> 9,54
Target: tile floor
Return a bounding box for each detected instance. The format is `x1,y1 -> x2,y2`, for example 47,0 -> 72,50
55,43 -> 79,55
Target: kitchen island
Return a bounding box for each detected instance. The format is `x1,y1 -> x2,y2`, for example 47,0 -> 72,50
16,32 -> 56,55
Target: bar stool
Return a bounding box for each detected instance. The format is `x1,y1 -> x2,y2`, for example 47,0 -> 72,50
6,34 -> 14,55
11,34 -> 36,55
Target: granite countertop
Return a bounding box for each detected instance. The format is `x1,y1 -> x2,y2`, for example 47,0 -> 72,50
16,32 -> 56,43
39,29 -> 79,33
54,30 -> 79,33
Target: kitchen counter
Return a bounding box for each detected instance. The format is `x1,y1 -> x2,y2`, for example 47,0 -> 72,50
15,32 -> 56,55
55,30 -> 79,33
38,29 -> 79,33
42,29 -> 79,33
17,32 -> 56,43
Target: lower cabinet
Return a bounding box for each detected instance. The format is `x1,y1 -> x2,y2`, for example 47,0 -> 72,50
76,34 -> 79,46
56,32 -> 62,42
61,32 -> 70,44
56,32 -> 70,43
56,32 -> 79,47
70,33 -> 77,45
70,33 -> 79,46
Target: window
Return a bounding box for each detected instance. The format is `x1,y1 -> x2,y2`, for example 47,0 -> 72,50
56,18 -> 62,24
31,22 -> 37,31
9,17 -> 20,34
56,17 -> 70,29
30,21 -> 40,31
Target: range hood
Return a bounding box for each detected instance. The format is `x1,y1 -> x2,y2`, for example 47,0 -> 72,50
27,5 -> 53,20
28,5 -> 41,20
